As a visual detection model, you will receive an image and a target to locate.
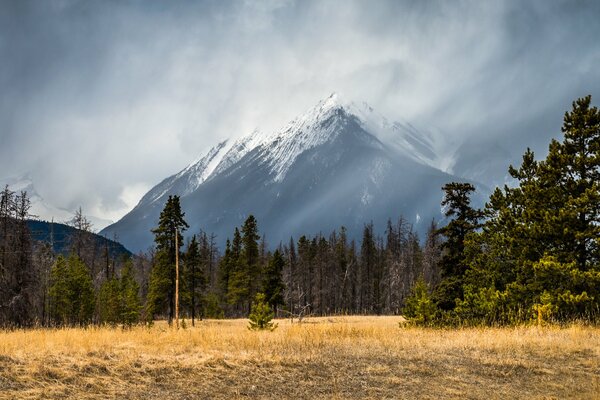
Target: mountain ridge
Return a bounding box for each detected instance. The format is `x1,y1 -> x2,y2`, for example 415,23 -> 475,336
101,94 -> 479,252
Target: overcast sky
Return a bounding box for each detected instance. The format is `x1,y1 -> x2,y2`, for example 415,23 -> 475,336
1,0 -> 599,223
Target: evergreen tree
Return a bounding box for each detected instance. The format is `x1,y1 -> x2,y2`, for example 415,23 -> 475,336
49,254 -> 95,326
359,223 -> 377,312
218,239 -> 233,299
262,249 -> 285,313
183,235 -> 206,326
434,182 -> 482,311
248,292 -> 277,331
146,195 -> 188,324
402,276 -> 436,326
543,95 -> 600,269
227,227 -> 249,313
48,255 -> 72,326
459,96 -> 600,324
242,215 -> 261,304
120,259 -> 141,327
228,216 -> 262,314
98,276 -> 121,325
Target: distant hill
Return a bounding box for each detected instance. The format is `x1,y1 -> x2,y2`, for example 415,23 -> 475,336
27,220 -> 131,258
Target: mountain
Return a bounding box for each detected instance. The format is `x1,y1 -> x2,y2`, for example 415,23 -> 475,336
1,175 -> 114,230
101,93 -> 480,252
27,220 -> 131,258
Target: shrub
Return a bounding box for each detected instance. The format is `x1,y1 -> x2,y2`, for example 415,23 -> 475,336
248,293 -> 277,331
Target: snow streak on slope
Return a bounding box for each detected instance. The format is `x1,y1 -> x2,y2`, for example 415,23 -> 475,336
101,92 -> 482,252
261,93 -> 371,182
143,93 -> 447,206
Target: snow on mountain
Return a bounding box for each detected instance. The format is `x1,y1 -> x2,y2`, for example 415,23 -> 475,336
260,93 -> 385,182
102,93 -> 478,252
1,175 -> 113,230
141,93 -> 445,209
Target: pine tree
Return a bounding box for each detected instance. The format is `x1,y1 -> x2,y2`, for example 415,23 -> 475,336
146,195 -> 188,324
262,249 -> 285,313
49,254 -> 95,326
402,276 -> 436,326
98,276 -> 121,325
544,95 -> 600,269
359,223 -> 377,313
183,235 -> 206,326
120,259 -> 141,327
242,215 -> 261,305
228,216 -> 262,315
218,239 -> 233,299
48,255 -> 72,326
227,227 -> 249,313
247,293 -> 277,331
434,182 -> 482,311
0,189 -> 41,327
459,96 -> 600,324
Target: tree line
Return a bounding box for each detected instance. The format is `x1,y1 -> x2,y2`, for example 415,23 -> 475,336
405,95 -> 600,325
0,95 -> 598,328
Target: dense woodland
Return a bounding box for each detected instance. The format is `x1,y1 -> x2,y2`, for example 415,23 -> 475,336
0,96 -> 598,328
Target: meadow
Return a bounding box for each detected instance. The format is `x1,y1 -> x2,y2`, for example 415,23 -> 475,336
1,316 -> 598,399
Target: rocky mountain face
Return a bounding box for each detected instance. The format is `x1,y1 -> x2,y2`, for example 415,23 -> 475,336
101,94 -> 475,252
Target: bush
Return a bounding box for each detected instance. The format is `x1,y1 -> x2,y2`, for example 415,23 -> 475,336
402,277 -> 436,326
248,293 -> 277,331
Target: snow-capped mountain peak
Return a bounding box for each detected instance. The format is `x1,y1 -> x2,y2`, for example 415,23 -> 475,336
139,93 -> 447,207
101,93 -> 472,253
268,93 -> 443,171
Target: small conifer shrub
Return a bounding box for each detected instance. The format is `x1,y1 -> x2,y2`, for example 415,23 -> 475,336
248,293 -> 277,331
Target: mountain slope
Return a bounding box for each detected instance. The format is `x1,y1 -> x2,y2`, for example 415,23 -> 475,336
102,94 -> 474,252
27,220 -> 131,257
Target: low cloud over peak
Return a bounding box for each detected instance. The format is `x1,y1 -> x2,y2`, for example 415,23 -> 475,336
1,0 -> 599,220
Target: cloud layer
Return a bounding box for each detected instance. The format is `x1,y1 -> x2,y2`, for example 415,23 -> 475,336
1,0 -> 599,221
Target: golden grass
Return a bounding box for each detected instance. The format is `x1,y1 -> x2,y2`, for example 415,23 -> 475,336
1,316 -> 599,399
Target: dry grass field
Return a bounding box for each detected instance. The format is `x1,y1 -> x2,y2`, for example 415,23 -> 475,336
1,316 -> 599,399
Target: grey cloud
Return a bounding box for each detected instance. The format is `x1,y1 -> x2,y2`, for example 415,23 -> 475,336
1,0 -> 599,221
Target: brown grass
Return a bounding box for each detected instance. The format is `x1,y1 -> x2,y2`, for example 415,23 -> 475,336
1,316 -> 599,399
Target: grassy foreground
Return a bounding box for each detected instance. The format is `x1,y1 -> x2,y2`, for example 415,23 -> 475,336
1,316 -> 599,399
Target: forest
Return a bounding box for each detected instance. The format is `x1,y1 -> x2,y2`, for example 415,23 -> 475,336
0,95 -> 598,328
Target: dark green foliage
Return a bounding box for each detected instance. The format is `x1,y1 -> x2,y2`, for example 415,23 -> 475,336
262,249 -> 285,312
203,292 -> 224,319
455,95 -> 600,325
26,220 -> 130,259
48,254 -> 95,326
218,239 -> 233,299
438,182 -> 482,279
120,259 -> 142,327
146,195 -> 188,324
242,215 -> 261,303
183,235 -> 207,325
402,276 -> 436,326
97,259 -> 143,327
228,217 -> 262,314
434,182 -> 482,311
248,293 -> 277,331
359,223 -> 378,312
98,277 -> 121,325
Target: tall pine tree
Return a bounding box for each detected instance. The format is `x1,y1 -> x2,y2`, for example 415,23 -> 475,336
146,195 -> 188,325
